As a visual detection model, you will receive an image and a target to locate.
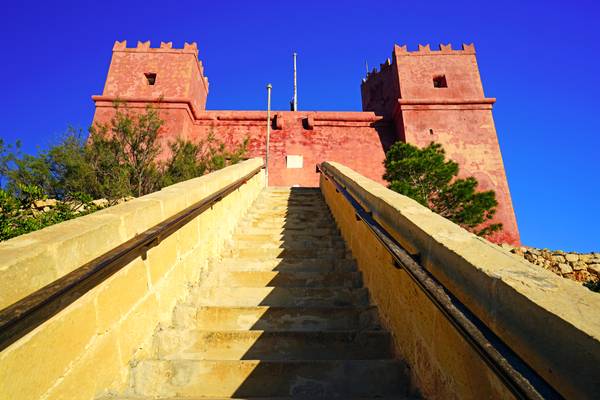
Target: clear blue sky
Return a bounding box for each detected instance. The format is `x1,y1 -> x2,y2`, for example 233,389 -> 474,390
1,0 -> 598,251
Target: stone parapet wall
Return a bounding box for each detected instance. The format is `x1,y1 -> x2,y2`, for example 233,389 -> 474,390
320,161 -> 600,400
0,158 -> 265,400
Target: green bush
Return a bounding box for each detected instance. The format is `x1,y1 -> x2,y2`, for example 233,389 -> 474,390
0,104 -> 247,241
384,141 -> 502,237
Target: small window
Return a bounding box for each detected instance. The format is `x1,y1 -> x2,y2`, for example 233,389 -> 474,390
145,73 -> 157,85
433,75 -> 447,88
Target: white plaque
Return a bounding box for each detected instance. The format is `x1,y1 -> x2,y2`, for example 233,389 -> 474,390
286,155 -> 303,169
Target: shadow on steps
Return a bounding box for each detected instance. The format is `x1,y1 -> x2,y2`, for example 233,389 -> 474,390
126,187 -> 414,399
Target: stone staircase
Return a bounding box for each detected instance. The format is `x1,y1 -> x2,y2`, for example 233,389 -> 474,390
114,188 -> 412,399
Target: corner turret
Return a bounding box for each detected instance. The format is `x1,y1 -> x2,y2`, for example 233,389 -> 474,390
362,43 -> 520,245
97,40 -> 209,114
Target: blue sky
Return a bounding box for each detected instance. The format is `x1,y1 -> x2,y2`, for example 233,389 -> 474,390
1,0 -> 598,251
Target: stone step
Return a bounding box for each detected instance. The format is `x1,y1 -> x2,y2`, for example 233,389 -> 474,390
258,198 -> 324,202
203,271 -> 362,288
252,205 -> 330,212
250,201 -> 330,207
246,208 -> 331,215
248,216 -> 333,221
130,359 -> 409,398
264,188 -> 321,192
189,287 -> 369,307
231,232 -> 343,243
236,222 -> 337,230
239,213 -> 335,226
154,330 -> 392,360
256,198 -> 325,204
262,188 -> 321,195
228,239 -> 346,250
251,204 -> 328,211
215,257 -> 356,272
252,207 -> 328,213
172,306 -> 381,331
223,247 -> 349,259
235,227 -> 339,236
241,211 -> 331,218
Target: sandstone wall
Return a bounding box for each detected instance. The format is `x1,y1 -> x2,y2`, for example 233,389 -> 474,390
320,161 -> 600,400
0,158 -> 265,400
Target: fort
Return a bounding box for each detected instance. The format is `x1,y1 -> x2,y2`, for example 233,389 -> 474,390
92,40 -> 519,245
2,40 -> 598,400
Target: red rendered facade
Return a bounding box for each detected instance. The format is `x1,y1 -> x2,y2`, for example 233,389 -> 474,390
92,41 -> 519,244
361,44 -> 519,244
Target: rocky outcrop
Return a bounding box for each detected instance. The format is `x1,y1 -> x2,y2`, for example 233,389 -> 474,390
503,245 -> 600,290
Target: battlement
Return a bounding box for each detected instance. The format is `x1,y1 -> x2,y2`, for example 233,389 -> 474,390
112,40 -> 199,55
111,40 -> 205,78
365,43 -> 476,80
395,43 -> 476,55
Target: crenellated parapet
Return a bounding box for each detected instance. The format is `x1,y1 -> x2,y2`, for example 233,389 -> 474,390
365,43 -> 476,80
395,42 -> 475,55
94,39 -> 209,115
111,40 -> 205,76
112,40 -> 199,54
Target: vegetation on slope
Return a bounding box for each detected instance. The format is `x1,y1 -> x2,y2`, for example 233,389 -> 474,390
0,104 -> 247,241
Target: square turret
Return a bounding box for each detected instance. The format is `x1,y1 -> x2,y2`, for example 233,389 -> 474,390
362,44 -> 520,245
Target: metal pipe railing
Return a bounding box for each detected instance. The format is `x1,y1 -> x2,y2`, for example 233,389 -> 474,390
0,164 -> 264,351
317,162 -> 562,400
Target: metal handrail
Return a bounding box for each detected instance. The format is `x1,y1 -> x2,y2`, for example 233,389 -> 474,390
317,162 -> 562,400
0,164 -> 264,351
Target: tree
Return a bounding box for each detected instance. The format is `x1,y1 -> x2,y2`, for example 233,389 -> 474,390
0,103 -> 248,241
162,131 -> 249,187
0,184 -> 98,241
383,142 -> 502,237
1,129 -> 95,201
90,103 -> 163,197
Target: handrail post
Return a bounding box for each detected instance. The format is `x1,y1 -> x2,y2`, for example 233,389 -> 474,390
265,83 -> 272,188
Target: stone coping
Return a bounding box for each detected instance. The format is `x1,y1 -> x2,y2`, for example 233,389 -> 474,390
0,158 -> 264,310
322,161 -> 600,399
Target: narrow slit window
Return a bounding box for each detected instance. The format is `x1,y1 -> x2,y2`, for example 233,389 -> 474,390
145,73 -> 157,85
433,75 -> 447,88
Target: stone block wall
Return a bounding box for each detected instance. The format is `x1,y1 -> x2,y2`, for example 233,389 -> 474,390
320,162 -> 600,400
0,158 -> 265,400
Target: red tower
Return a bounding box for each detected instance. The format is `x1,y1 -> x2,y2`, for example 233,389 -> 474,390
92,40 -> 209,144
361,44 -> 520,245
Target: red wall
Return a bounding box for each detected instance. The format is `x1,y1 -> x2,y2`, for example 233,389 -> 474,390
92,103 -> 396,187
190,111 -> 396,187
100,41 -> 208,114
362,44 -> 520,244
